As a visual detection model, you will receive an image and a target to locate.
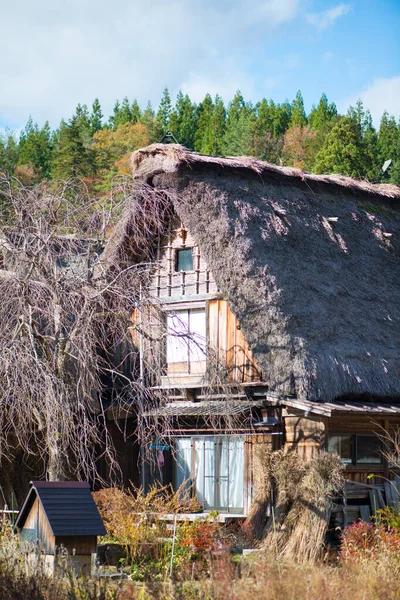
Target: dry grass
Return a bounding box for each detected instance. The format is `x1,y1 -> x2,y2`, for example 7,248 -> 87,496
0,522 -> 398,600
115,557 -> 400,600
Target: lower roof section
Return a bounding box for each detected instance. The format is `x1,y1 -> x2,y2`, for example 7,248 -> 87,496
141,396 -> 400,419
141,399 -> 265,417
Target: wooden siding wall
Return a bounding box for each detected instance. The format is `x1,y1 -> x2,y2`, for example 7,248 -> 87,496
22,497 -> 56,554
127,220 -> 264,387
284,412 -> 325,460
56,535 -> 97,555
208,299 -> 262,384
130,300 -> 263,387
149,218 -> 219,299
130,304 -> 165,387
284,412 -> 400,484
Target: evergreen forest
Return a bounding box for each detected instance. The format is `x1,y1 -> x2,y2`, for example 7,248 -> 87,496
1,88 -> 400,192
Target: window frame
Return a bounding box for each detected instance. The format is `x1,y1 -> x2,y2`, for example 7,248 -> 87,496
165,306 -> 207,375
174,435 -> 246,514
174,247 -> 194,272
327,433 -> 383,466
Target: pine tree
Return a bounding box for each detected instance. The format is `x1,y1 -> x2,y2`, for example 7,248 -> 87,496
390,150 -> 400,184
109,100 -> 121,130
347,100 -> 365,133
223,91 -> 255,156
226,91 -> 246,126
157,87 -> 172,133
362,110 -> 379,180
74,104 -> 91,140
119,97 -> 133,126
131,100 -> 142,124
52,117 -> 96,179
345,102 -> 379,179
314,116 -> 366,177
308,93 -> 337,131
140,101 -> 161,142
290,91 -> 307,128
212,95 -> 226,155
378,111 -> 399,172
253,99 -> 292,163
274,102 -> 292,137
90,98 -> 103,135
306,94 -> 338,171
194,94 -> 214,153
18,118 -> 52,180
0,132 -> 19,176
223,110 -> 254,156
256,99 -> 275,137
169,92 -> 198,149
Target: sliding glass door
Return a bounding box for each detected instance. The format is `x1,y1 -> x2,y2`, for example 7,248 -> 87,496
175,436 -> 245,513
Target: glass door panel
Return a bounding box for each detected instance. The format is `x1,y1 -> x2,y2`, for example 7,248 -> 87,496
217,439 -> 229,511
178,435 -> 245,513
195,438 -> 215,508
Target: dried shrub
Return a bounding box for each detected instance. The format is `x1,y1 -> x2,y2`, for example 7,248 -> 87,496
94,484 -> 201,563
341,520 -> 400,564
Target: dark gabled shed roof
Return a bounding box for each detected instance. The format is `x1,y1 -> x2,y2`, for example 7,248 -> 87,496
15,481 -> 106,537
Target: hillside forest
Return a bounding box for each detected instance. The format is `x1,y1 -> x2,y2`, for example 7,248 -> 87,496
1,88 -> 400,193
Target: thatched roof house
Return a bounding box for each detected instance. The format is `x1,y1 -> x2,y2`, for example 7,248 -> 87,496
105,143 -> 400,404
99,143 -> 400,522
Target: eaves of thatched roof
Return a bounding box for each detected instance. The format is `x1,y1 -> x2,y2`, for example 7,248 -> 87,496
111,144 -> 400,403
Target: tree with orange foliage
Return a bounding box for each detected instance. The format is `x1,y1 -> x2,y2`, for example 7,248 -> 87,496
94,122 -> 150,174
282,126 -> 316,171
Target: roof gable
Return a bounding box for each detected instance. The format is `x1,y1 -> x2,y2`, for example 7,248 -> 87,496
15,481 -> 106,537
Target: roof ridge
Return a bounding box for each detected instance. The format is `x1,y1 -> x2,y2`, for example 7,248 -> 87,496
131,143 -> 400,201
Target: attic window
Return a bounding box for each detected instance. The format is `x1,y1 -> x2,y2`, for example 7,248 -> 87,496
175,248 -> 193,272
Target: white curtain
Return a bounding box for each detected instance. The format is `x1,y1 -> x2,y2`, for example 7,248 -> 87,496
175,438 -> 192,492
228,437 -> 244,510
196,438 -> 215,508
177,436 -> 245,512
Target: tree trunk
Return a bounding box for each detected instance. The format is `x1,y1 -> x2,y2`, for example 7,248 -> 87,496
47,441 -> 67,481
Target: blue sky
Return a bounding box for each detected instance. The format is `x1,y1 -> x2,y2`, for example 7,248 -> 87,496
0,0 -> 399,132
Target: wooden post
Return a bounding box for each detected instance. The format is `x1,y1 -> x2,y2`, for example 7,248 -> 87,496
384,418 -> 389,480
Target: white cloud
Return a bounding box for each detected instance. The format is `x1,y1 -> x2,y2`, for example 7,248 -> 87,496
0,0 -> 300,128
321,51 -> 334,62
306,3 -> 351,30
343,76 -> 400,125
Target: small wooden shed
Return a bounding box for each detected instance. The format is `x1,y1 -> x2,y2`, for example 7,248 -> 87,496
15,481 -> 106,574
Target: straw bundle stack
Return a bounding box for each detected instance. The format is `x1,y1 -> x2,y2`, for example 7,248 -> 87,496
260,450 -> 344,562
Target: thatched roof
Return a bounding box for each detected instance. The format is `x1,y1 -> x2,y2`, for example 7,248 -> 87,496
108,144 -> 400,402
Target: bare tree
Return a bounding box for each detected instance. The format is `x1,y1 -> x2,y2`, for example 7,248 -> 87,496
0,174 -> 256,497
0,176 -> 173,484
